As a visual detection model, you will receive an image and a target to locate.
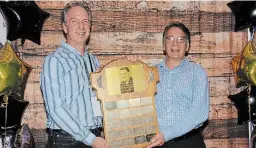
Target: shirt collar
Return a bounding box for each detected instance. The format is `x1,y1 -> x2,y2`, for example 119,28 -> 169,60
61,41 -> 89,55
159,57 -> 188,70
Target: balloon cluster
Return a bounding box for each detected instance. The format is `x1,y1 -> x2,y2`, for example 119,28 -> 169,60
228,1 -> 256,125
0,1 -> 49,147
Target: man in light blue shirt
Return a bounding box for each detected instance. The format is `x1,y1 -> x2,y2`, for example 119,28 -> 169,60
146,22 -> 210,148
40,2 -> 109,148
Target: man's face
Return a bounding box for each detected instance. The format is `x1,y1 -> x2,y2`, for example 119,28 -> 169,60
164,27 -> 189,62
62,6 -> 90,45
120,69 -> 130,82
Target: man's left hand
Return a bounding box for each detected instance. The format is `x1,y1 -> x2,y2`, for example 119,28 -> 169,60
146,132 -> 165,148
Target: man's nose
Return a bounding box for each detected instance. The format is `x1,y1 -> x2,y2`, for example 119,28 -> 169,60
78,21 -> 84,29
173,38 -> 179,45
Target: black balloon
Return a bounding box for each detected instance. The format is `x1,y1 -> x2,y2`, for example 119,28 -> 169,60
227,1 -> 256,32
0,129 -> 16,148
0,1 -> 50,45
0,124 -> 35,148
228,86 -> 256,125
15,124 -> 35,148
0,94 -> 29,129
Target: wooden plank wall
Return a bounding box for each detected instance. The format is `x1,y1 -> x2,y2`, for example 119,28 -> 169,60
14,1 -> 249,147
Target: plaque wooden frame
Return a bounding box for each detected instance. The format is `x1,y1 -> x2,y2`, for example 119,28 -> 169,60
91,58 -> 159,148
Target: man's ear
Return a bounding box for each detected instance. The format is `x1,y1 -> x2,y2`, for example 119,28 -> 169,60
62,23 -> 67,34
185,43 -> 190,56
186,43 -> 190,52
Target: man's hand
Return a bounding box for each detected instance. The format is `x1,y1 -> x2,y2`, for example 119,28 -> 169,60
92,137 -> 109,148
122,55 -> 142,62
146,133 -> 165,148
96,67 -> 101,72
100,131 -> 105,138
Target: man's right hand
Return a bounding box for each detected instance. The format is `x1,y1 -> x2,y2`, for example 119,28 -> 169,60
146,132 -> 165,148
92,137 -> 109,148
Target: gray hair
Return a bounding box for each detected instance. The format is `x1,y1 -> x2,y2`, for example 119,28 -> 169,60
61,1 -> 92,25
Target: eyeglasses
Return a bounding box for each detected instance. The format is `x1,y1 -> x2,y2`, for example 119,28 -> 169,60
165,35 -> 187,43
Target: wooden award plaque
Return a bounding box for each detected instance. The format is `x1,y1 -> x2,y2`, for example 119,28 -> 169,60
90,58 -> 159,148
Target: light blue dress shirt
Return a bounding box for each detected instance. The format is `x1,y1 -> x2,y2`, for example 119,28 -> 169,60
155,58 -> 210,141
40,42 -> 101,146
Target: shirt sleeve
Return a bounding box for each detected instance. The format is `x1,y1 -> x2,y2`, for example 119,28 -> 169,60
89,53 -> 101,71
162,66 -> 210,141
40,56 -> 96,146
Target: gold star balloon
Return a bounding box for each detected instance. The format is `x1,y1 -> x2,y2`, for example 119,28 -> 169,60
236,40 -> 256,87
0,42 -> 32,99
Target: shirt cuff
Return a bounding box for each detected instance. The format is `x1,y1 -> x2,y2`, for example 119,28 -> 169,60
162,127 -> 175,142
162,130 -> 169,142
82,132 -> 96,146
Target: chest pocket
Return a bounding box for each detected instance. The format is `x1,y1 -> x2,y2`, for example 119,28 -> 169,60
172,78 -> 193,108
63,65 -> 88,105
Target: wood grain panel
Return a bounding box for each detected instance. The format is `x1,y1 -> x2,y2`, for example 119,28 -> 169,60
31,129 -> 48,148
36,1 -> 232,12
21,103 -> 47,129
204,138 -> 248,148
24,82 -> 42,104
17,31 -> 247,55
203,119 -> 248,139
42,9 -> 235,32
209,96 -> 237,120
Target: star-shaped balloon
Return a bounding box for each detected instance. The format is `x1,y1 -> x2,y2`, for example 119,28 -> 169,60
228,86 -> 256,125
15,124 -> 35,148
0,94 -> 29,128
227,1 -> 256,32
234,40 -> 256,87
0,42 -> 32,99
0,1 -> 50,45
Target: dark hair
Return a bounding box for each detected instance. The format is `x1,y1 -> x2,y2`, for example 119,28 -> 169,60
61,1 -> 92,25
120,67 -> 130,72
163,22 -> 191,48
